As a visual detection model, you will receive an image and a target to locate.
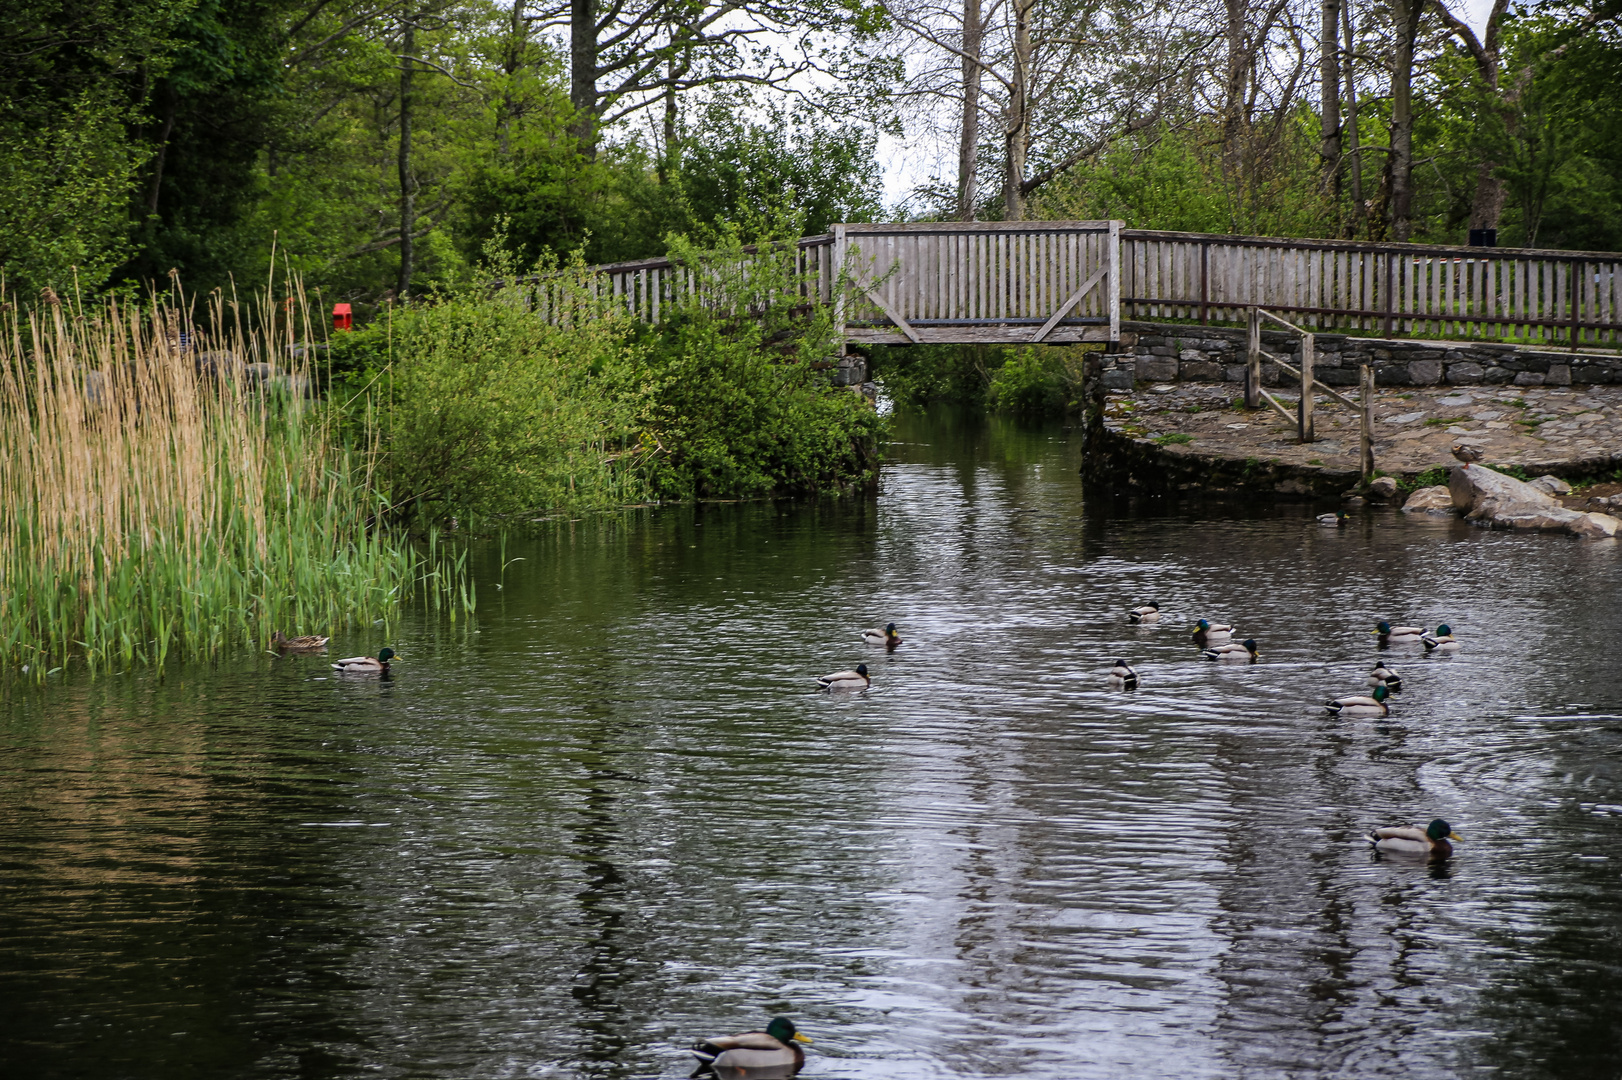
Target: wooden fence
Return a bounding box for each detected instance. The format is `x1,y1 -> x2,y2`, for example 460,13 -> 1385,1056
573,223 -> 1622,350
1118,229 -> 1622,347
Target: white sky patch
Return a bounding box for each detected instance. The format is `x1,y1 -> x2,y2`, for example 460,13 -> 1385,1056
873,0 -> 1502,214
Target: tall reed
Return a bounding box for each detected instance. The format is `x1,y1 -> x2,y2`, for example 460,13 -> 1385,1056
0,282 -> 464,679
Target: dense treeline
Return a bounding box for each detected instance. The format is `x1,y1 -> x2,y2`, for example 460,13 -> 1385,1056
3,0 -> 1620,303
879,0 -> 1622,248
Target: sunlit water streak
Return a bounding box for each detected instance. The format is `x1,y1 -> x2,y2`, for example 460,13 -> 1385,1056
3,410 -> 1621,1079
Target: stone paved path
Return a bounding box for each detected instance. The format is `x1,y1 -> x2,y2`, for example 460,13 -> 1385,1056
1104,382 -> 1622,480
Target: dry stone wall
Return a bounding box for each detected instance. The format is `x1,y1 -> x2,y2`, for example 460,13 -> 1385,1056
1100,321 -> 1622,392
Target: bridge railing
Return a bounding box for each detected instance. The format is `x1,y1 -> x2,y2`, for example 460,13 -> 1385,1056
1119,229 -> 1622,347
566,224 -> 1622,350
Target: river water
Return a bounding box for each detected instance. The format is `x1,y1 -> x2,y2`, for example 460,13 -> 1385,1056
4,410 -> 1622,1080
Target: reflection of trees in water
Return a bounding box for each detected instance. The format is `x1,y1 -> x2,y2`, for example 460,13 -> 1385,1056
566,707 -> 653,1079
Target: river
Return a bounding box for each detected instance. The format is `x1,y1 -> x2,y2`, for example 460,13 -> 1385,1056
3,409 -> 1621,1079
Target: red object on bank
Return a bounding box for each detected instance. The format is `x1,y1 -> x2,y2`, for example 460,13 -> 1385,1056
332,303 -> 353,331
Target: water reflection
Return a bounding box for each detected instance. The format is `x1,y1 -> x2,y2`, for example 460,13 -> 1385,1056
2,409 -> 1620,1079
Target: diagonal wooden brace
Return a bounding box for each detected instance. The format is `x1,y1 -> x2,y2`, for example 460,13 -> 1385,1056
858,284 -> 922,344
1031,265 -> 1108,343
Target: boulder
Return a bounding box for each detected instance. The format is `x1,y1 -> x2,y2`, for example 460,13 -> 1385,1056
1450,463 -> 1616,537
1571,512 -> 1622,539
1449,463 -> 1560,520
1402,485 -> 1456,514
1367,476 -> 1400,500
1529,474 -> 1572,495
1495,508 -> 1586,531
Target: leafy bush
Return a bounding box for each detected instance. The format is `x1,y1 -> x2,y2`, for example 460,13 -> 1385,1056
985,346 -> 1086,416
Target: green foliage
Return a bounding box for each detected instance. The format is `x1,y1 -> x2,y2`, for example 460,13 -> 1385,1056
985,346 -> 1086,417
347,255 -> 650,521
869,344 -> 993,407
0,89 -> 139,295
639,225 -> 884,500
680,94 -> 883,237
1485,462 -> 1534,482
875,343 -> 1089,419
1155,432 -> 1194,445
335,229 -> 884,519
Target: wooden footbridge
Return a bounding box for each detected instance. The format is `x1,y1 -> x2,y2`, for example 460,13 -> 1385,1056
568,221 -> 1622,351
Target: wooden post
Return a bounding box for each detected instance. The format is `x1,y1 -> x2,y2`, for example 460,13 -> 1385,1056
832,224 -> 848,355
1383,252 -> 1395,338
1359,363 -> 1375,480
1199,240 -> 1209,325
1107,219 -> 1121,343
1299,332 -> 1316,442
1246,306 -> 1261,409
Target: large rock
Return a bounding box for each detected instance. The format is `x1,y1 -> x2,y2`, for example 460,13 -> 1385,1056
1367,476 -> 1400,500
1529,474 -> 1572,495
1571,512 -> 1622,538
1402,485 -> 1455,514
1449,464 -> 1614,537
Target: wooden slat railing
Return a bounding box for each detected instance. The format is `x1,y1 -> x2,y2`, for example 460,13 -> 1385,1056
565,224 -> 1622,351
1119,229 -> 1622,347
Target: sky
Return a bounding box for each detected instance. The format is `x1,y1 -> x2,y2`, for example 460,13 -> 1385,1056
873,0 -> 1506,209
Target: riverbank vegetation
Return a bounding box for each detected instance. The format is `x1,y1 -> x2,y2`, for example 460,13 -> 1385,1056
871,344 -> 1092,419
0,231 -> 882,677
0,284 -> 471,680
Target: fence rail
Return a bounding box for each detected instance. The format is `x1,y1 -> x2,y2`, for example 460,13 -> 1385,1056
571,223 -> 1622,350
1119,229 -> 1622,347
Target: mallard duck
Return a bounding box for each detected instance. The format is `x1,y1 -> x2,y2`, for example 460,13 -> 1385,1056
1422,624 -> 1461,652
1108,659 -> 1140,688
1325,683 -> 1390,716
1191,618 -> 1235,647
1367,662 -> 1403,692
1317,509 -> 1349,527
272,630 -> 330,651
1374,620 -> 1426,644
1128,602 -> 1161,624
817,663 -> 869,691
1202,638 -> 1259,661
863,623 -> 902,650
331,647 -> 395,674
690,1016 -> 811,1077
1366,818 -> 1461,860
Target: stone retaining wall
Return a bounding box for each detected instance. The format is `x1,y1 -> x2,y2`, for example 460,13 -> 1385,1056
1100,321 -> 1622,391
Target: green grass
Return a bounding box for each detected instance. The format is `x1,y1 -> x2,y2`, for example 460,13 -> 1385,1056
1424,416 -> 1469,427
1154,432 -> 1194,445
0,284 -> 469,680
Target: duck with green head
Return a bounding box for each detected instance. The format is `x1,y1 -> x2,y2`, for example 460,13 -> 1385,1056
690,1016 -> 812,1077
1366,818 -> 1461,860
863,623 -> 902,650
1374,621 -> 1426,645
332,647 -> 395,674
1422,624 -> 1461,652
1191,618 -> 1236,647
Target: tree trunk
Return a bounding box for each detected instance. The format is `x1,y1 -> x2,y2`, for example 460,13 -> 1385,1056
956,0 -> 983,221
1341,0 -> 1364,235
569,0 -> 598,159
146,88 -> 177,217
397,20 -> 415,299
1220,0 -> 1252,177
1387,0 -> 1424,241
1319,0 -> 1341,198
1002,0 -> 1032,221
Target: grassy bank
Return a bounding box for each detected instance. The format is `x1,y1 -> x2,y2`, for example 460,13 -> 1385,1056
0,285 -> 465,679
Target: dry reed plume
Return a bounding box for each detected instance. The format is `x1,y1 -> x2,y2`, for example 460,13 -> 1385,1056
0,281 -> 436,678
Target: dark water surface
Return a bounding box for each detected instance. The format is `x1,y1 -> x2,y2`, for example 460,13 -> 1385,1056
5,410 -> 1622,1080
